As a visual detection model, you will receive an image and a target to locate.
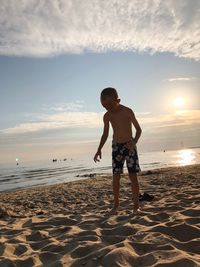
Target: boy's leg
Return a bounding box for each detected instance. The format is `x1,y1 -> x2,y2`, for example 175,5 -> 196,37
111,141 -> 124,213
109,173 -> 121,214
125,144 -> 141,212
112,173 -> 121,207
128,173 -> 140,211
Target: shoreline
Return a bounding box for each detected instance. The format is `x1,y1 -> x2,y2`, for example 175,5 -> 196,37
1,162 -> 200,194
0,164 -> 199,266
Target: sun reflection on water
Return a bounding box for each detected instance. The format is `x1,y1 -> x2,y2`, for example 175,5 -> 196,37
175,149 -> 196,166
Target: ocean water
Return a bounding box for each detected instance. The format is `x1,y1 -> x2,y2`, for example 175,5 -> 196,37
0,148 -> 200,192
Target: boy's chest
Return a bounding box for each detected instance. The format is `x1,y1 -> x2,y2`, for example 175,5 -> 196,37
108,111 -> 130,126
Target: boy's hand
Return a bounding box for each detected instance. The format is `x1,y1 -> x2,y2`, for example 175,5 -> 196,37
125,138 -> 136,151
93,150 -> 102,162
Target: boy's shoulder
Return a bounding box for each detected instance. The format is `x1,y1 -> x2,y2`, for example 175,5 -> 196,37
105,105 -> 133,119
120,105 -> 136,118
120,104 -> 134,113
103,111 -> 109,120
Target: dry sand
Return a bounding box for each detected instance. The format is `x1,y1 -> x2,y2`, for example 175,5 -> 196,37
0,164 -> 200,267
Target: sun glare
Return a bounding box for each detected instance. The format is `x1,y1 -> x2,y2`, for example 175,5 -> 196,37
175,149 -> 196,166
174,97 -> 185,108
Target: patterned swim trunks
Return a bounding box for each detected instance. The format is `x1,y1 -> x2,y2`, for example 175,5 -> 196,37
112,138 -> 141,174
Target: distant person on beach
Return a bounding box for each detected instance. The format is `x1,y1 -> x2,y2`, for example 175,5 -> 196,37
93,87 -> 142,214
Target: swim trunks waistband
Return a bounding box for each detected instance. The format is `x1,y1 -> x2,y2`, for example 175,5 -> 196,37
112,137 -> 134,145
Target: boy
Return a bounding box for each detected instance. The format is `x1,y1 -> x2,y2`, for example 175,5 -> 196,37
93,87 -> 142,215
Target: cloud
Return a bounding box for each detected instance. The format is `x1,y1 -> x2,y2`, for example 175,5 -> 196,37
0,100 -> 101,134
135,112 -> 151,116
0,0 -> 200,59
166,77 -> 197,82
139,109 -> 200,132
41,100 -> 85,112
0,111 -> 104,134
0,104 -> 200,135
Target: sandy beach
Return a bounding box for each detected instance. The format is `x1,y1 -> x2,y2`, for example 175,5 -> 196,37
0,164 -> 200,267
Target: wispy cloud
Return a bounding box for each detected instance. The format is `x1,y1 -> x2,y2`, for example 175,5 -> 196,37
139,109 -> 200,131
41,100 -> 85,112
0,100 -> 102,134
0,111 -> 104,134
0,1 -> 200,59
135,112 -> 151,116
166,77 -> 197,82
0,105 -> 200,135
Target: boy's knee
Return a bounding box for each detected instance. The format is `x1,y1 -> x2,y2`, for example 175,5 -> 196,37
128,173 -> 138,181
113,173 -> 121,180
129,172 -> 137,177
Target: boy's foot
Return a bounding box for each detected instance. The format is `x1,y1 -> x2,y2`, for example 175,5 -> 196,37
109,205 -> 119,215
133,207 -> 142,214
133,203 -> 141,213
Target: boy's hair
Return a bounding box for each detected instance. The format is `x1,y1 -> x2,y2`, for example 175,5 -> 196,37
100,87 -> 118,101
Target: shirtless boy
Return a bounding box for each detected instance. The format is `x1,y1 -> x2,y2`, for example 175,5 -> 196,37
93,87 -> 142,214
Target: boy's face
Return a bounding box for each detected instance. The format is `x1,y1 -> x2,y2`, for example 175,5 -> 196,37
101,97 -> 119,111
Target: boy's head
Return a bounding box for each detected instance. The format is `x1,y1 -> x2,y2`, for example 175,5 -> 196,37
100,87 -> 120,111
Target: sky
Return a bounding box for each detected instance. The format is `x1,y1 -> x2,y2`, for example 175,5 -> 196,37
0,0 -> 200,164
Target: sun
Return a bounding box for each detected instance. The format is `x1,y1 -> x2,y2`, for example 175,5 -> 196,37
174,97 -> 185,108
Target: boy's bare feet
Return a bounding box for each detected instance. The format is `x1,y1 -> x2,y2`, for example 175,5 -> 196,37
133,203 -> 141,213
133,206 -> 142,214
109,204 -> 119,215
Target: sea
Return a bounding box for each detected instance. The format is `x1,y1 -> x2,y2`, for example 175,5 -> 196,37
0,148 -> 200,192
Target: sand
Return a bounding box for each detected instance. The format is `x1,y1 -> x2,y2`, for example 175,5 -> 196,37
0,164 -> 200,267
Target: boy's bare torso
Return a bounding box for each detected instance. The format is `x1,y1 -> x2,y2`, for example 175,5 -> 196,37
105,104 -> 133,143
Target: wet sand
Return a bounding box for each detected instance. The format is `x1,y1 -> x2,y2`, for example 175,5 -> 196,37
0,164 -> 200,266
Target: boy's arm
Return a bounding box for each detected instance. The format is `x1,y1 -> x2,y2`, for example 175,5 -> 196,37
97,113 -> 109,151
129,110 -> 142,144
